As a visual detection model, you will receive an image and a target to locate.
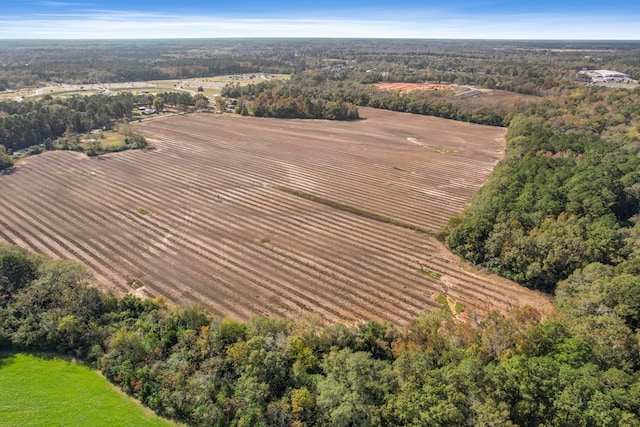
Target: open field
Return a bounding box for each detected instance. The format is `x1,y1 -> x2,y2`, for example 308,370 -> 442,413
0,108 -> 553,325
0,353 -> 179,426
0,82 -> 156,101
374,82 -> 456,93
0,74 -> 289,102
168,73 -> 289,98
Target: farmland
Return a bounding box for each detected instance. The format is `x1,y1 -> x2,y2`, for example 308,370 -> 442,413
0,108 -> 552,325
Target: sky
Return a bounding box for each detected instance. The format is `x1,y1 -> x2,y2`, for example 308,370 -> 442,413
1,0 -> 639,39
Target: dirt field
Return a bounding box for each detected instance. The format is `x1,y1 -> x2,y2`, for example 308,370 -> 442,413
374,82 -> 455,93
0,108 -> 553,325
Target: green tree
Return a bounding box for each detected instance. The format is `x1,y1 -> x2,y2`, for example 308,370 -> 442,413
192,93 -> 208,111
317,348 -> 394,426
385,352 -> 470,426
214,96 -> 226,112
0,145 -> 13,170
152,96 -> 164,112
0,242 -> 43,298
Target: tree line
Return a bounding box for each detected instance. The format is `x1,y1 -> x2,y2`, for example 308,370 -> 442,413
223,81 -> 359,120
0,93 -> 134,153
1,242 -> 638,426
0,91 -> 206,169
444,85 -> 640,293
224,72 -> 522,127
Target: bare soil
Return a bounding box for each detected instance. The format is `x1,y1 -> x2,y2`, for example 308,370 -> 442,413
0,108 -> 553,325
374,82 -> 455,93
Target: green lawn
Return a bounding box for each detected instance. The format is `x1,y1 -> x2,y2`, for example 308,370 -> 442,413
0,353 -> 179,427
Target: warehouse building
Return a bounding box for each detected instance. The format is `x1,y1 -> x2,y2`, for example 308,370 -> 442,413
584,69 -> 631,83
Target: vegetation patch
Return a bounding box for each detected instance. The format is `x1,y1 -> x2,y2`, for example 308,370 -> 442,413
273,185 -> 431,235
435,147 -> 457,154
81,129 -> 148,156
128,278 -> 145,289
223,81 -> 359,120
435,294 -> 465,315
0,146 -> 13,171
0,353 -> 178,427
418,265 -> 442,280
136,208 -> 150,215
0,91 -> 208,160
435,294 -> 448,307
445,100 -> 640,292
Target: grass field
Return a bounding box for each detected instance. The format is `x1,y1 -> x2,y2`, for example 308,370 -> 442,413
78,130 -> 126,151
0,353 -> 179,427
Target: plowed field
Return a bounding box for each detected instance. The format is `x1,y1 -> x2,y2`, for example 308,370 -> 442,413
0,108 -> 553,325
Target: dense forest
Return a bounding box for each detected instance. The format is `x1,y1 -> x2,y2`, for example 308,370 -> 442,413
445,85 -> 640,292
1,39 -> 640,425
1,242 -> 639,426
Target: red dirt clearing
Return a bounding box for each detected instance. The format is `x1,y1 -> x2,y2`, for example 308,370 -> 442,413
374,82 -> 455,93
0,108 -> 553,325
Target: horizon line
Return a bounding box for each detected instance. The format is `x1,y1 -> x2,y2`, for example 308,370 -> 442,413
1,37 -> 639,41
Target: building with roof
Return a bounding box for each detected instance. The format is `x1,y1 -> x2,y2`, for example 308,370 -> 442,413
584,70 -> 631,83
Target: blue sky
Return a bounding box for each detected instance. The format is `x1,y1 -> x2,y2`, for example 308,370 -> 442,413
1,0 -> 639,39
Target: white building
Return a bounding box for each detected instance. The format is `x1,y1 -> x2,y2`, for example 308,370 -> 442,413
585,69 -> 631,83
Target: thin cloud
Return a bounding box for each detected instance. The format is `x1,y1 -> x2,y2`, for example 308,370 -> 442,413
1,10 -> 639,39
38,1 -> 92,6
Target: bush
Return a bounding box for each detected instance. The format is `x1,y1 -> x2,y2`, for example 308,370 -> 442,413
0,146 -> 12,170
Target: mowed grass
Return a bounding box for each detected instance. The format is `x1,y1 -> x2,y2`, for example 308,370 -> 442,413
79,130 -> 127,151
0,353 -> 179,427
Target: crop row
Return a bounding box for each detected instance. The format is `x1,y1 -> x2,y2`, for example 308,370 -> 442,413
0,111 -> 551,324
